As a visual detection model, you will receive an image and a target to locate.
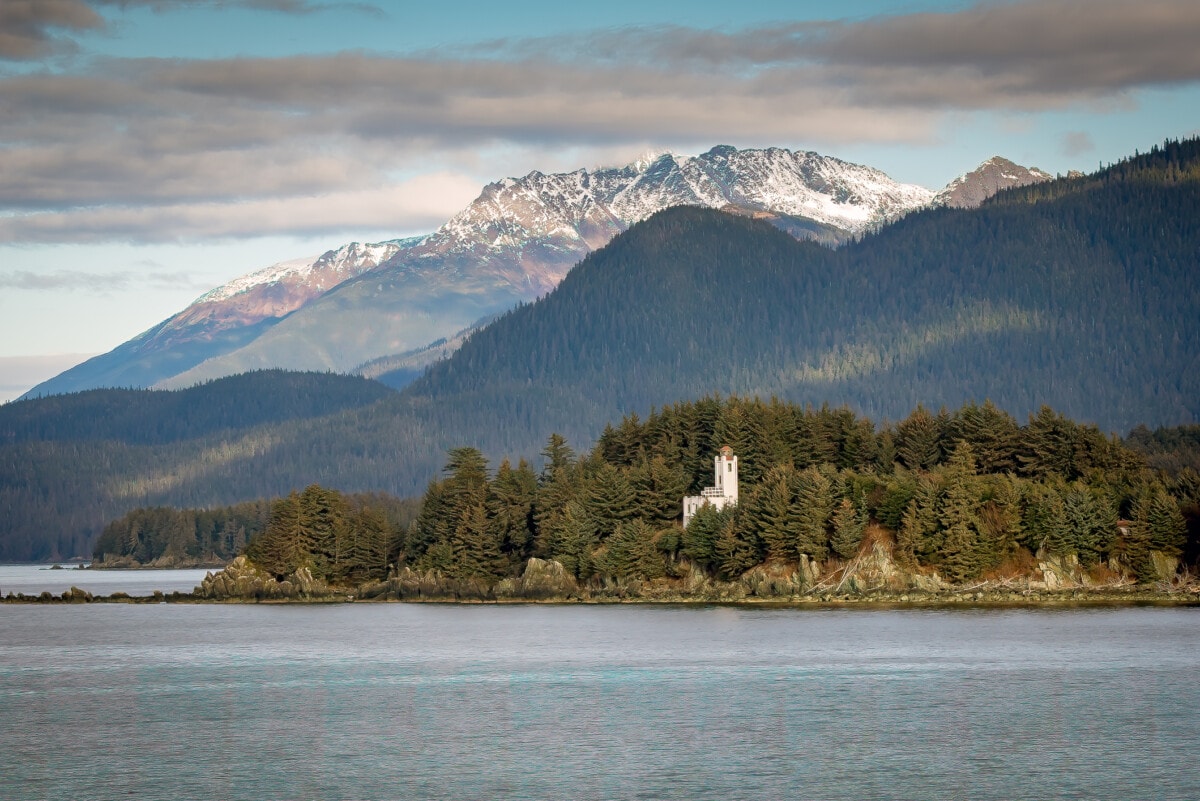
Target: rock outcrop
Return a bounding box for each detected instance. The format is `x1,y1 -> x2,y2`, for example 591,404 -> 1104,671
195,556 -> 333,601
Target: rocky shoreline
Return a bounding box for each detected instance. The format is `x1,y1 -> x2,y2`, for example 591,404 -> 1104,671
8,551 -> 1198,607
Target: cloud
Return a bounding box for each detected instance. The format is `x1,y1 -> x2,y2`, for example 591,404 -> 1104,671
2,0 -> 1199,243
0,0 -> 380,61
0,173 -> 482,243
0,0 -> 103,60
1060,131 -> 1095,157
0,267 -> 211,291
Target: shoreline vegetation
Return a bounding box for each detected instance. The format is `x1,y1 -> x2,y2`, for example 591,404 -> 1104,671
53,396 -> 1200,608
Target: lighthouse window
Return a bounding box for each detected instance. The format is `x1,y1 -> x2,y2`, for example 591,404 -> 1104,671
727,463 -> 732,472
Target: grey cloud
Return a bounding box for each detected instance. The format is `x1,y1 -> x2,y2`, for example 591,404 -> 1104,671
0,267 -> 206,291
1061,131 -> 1095,157
476,0 -> 1200,103
0,0 -> 382,61
0,0 -> 103,60
96,1 -> 383,16
3,0 -> 1199,243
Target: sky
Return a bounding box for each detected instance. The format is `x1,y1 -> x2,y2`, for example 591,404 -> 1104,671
2,0 -> 1199,401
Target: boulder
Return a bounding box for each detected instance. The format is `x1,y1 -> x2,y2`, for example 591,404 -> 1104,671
195,556 -> 332,600
512,558 -> 579,599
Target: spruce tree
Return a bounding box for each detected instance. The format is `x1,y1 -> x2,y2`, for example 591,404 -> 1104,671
895,405 -> 944,471
830,496 -> 868,560
789,466 -> 833,561
747,464 -> 796,562
937,442 -> 983,582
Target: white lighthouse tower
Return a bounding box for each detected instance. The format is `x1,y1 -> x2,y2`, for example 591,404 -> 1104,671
682,446 -> 739,527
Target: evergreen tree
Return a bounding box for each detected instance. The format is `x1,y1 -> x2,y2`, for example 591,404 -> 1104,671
603,519 -> 665,581
715,509 -> 759,580
895,405 -> 944,471
1021,482 -> 1070,556
582,461 -> 637,540
448,502 -> 505,581
746,464 -> 796,561
681,502 -> 725,568
937,442 -> 983,582
789,466 -> 833,561
1062,483 -> 1117,567
629,455 -> 689,526
830,496 -> 868,560
486,458 -> 538,566
544,501 -> 595,580
898,478 -> 939,567
246,491 -> 305,579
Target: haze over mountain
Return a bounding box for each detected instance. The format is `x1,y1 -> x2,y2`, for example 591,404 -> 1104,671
24,146 -> 1034,399
1,140 -> 1193,562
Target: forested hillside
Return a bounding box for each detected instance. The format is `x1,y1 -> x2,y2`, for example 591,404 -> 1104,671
406,139 -> 1200,432
2,141 -> 1198,562
223,398 -> 1198,599
0,371 -> 397,561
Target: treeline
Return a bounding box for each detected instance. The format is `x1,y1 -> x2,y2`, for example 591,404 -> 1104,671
1127,424 -> 1200,477
2,370 -> 395,445
372,398 -> 1197,589
94,488 -> 421,571
93,500 -> 273,565
243,487 -> 420,582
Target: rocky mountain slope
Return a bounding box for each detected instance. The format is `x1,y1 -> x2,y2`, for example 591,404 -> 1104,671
26,146 -> 939,397
934,156 -> 1053,209
25,239 -> 414,397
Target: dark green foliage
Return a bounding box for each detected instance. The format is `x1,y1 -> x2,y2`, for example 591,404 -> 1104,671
244,485 -> 413,583
3,370 -> 393,445
681,503 -> 729,569
602,520 -> 666,581
937,443 -> 984,582
93,500 -> 271,564
895,406 -> 945,471
1126,425 -> 1200,475
714,507 -> 760,580
1062,483 -> 1117,567
789,466 -> 834,561
830,496 -> 868,560
235,395 -> 1198,588
485,459 -> 538,564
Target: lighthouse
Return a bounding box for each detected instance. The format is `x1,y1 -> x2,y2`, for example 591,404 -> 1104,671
682,446 -> 739,528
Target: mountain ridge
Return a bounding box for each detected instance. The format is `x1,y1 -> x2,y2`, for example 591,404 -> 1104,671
23,145 -> 1028,399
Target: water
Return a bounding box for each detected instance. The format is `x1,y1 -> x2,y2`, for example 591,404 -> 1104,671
0,564 -> 212,597
1,604 -> 1197,800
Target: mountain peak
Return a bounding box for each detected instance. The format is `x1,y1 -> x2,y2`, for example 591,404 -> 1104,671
935,156 -> 1053,209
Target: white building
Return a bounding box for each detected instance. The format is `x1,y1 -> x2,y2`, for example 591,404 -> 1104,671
682,446 -> 739,528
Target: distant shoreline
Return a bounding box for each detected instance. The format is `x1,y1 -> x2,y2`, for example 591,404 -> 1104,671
5,586 -> 1199,608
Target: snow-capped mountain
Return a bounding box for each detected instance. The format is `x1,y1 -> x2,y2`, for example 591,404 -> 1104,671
25,146 -> 1028,398
423,146 -> 933,266
148,147 -> 935,389
162,239 -> 416,344
934,156 -> 1053,209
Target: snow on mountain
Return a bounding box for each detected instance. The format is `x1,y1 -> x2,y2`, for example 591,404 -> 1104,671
25,146 -> 984,397
196,237 -> 420,307
422,146 -> 934,269
934,156 -> 1053,209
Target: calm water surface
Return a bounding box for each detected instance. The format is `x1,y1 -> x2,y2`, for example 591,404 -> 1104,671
0,564 -> 212,596
1,604 -> 1197,800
